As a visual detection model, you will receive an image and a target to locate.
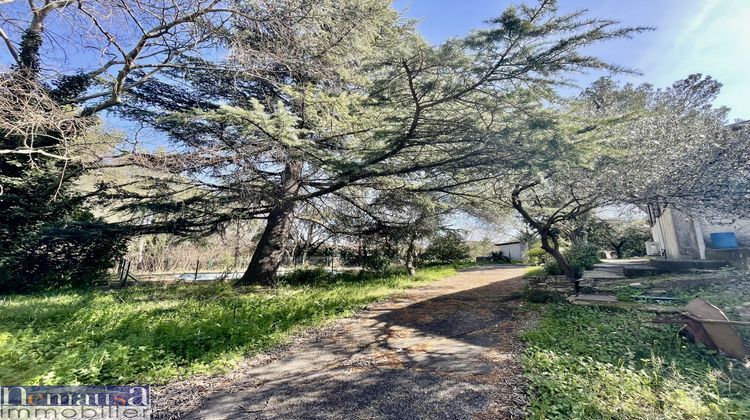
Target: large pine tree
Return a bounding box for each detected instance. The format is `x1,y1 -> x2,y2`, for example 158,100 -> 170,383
114,0 -> 643,285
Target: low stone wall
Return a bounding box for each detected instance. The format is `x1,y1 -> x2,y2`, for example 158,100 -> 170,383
705,248 -> 750,271
526,275 -> 576,294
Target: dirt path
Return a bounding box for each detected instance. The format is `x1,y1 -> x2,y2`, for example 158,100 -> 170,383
155,265 -> 531,419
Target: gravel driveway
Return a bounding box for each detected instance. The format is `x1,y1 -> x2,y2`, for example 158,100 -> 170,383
154,265 -> 531,419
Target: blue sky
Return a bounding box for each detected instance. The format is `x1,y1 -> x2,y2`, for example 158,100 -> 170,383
2,1 -> 745,120
394,0 -> 750,121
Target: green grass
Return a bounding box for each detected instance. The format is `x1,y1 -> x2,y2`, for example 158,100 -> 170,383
524,266 -> 546,277
581,269 -> 750,347
522,303 -> 750,419
0,266 -> 455,386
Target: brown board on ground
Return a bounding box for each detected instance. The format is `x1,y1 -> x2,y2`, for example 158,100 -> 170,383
683,298 -> 749,359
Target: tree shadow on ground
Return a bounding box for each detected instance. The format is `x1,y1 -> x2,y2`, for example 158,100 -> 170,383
176,267 -> 529,420
373,268 -> 526,348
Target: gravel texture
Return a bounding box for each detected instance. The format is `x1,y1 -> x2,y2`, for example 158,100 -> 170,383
152,265 -> 532,419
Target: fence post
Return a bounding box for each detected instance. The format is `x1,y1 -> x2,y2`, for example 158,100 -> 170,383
194,260 -> 200,282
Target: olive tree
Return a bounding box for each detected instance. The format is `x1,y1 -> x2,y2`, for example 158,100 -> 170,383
482,74 -> 748,283
587,217 -> 651,258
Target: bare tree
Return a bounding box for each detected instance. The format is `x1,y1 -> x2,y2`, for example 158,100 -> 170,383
0,0 -> 238,290
0,0 -> 233,157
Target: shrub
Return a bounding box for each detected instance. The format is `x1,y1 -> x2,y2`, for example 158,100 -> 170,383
527,242 -> 600,277
563,243 -> 600,277
422,231 -> 470,263
362,253 -> 392,273
543,258 -> 564,275
0,216 -> 127,293
489,250 -> 511,263
523,287 -> 564,303
526,245 -> 548,266
279,268 -> 336,286
526,243 -> 564,275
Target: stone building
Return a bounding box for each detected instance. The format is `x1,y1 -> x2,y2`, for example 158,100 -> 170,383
647,205 -> 750,269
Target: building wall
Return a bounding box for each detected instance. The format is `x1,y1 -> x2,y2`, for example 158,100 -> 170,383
652,206 -> 750,260
651,207 -> 682,259
498,243 -> 527,261
700,217 -> 750,248
671,210 -> 702,259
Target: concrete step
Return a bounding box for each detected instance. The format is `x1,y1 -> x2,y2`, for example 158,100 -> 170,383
583,258 -> 730,284
592,263 -> 625,275
650,259 -> 730,272
622,265 -> 664,278
568,294 -> 619,304
581,269 -> 626,280
601,258 -> 652,265
594,258 -> 668,278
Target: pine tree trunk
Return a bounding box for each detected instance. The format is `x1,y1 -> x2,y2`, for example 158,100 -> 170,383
240,161 -> 302,286
359,236 -> 369,268
405,234 -> 417,277
301,223 -> 314,266
233,221 -> 242,270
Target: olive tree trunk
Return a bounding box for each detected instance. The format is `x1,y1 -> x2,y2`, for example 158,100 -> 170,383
510,184 -> 582,293
612,240 -> 626,259
539,231 -> 580,293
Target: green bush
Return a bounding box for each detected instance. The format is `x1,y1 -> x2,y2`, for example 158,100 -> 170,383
527,244 -> 564,275
527,242 -> 601,277
362,253 -> 392,273
0,216 -> 127,293
543,258 -> 564,275
523,287 -> 564,303
421,231 -> 470,263
526,245 -> 548,266
563,243 -> 601,277
489,250 -> 511,263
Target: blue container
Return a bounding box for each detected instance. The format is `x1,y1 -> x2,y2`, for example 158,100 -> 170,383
710,232 -> 737,249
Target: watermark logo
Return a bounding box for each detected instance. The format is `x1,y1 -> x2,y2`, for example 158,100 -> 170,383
0,386 -> 150,419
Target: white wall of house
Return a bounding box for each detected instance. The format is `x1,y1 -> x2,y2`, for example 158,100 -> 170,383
497,242 -> 528,261
651,206 -> 750,260
651,207 -> 681,259
700,217 -> 750,247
